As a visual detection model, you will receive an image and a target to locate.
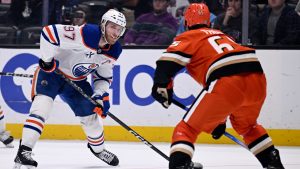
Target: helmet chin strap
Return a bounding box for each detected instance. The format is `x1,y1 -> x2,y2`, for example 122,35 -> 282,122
103,33 -> 109,45
100,22 -> 109,45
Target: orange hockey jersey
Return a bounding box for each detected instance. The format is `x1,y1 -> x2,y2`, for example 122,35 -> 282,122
160,27 -> 263,87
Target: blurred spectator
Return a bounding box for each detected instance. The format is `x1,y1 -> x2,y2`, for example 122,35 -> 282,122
173,0 -> 223,17
5,0 -> 79,28
253,0 -> 300,45
213,0 -> 257,44
1,0 -> 11,4
202,0 -> 224,16
251,0 -> 268,17
118,0 -> 153,19
55,0 -> 79,24
71,7 -> 88,26
124,0 -> 178,45
79,1 -> 110,24
296,0 -> 300,15
0,2 -> 10,25
6,0 -> 42,29
167,0 -> 189,18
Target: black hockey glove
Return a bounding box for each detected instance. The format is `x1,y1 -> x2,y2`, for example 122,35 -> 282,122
211,123 -> 226,140
152,60 -> 184,109
39,58 -> 59,73
151,81 -> 173,109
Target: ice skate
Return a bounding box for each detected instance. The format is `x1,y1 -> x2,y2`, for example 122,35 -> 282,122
13,144 -> 38,169
0,131 -> 14,148
88,143 -> 119,166
266,149 -> 284,169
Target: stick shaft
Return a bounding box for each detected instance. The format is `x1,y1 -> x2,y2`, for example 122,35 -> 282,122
0,72 -> 33,78
54,70 -> 170,161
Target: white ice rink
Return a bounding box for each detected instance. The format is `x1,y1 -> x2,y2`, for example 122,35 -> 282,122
1,140 -> 299,169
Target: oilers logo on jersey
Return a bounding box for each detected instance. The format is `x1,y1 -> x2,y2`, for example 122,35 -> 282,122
72,63 -> 99,77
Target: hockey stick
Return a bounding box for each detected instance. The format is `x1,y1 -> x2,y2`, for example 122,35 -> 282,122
1,71 -> 247,149
171,99 -> 248,150
1,71 -> 170,160
0,72 -> 33,78
53,70 -> 170,161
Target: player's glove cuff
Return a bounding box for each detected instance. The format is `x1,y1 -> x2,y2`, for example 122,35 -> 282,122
39,58 -> 59,73
151,81 -> 173,109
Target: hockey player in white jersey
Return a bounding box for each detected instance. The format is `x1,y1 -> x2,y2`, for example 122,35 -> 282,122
0,105 -> 14,148
13,9 -> 126,169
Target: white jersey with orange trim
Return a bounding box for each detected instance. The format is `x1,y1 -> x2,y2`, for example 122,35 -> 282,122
40,24 -> 122,95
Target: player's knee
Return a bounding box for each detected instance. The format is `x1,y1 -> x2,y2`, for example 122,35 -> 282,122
172,120 -> 198,143
30,95 -> 53,121
79,114 -> 102,128
169,141 -> 194,169
80,114 -> 105,153
79,114 -> 104,136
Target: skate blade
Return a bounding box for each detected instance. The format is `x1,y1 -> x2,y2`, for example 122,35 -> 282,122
193,162 -> 203,169
5,143 -> 14,148
13,163 -> 21,169
13,163 -> 37,169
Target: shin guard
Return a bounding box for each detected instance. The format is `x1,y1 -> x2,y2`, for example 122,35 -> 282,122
22,95 -> 53,148
80,114 -> 105,153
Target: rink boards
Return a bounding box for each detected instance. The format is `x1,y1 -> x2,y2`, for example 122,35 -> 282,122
0,48 -> 300,146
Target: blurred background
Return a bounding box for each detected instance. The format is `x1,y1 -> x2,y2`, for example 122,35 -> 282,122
0,0 -> 299,47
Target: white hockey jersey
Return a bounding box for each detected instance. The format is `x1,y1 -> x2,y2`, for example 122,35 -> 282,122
40,24 -> 122,95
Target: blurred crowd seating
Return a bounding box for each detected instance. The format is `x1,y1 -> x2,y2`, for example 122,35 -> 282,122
0,0 -> 299,46
0,26 -> 42,45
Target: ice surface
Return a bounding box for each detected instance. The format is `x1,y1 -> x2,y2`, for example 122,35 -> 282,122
1,140 -> 299,169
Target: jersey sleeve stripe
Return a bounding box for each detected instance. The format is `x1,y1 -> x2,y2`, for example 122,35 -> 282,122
45,26 -> 57,43
52,25 -> 60,45
94,78 -> 110,84
93,72 -> 112,83
161,52 -> 191,64
41,31 -> 50,43
94,71 -> 113,80
42,25 -> 60,46
167,51 -> 192,58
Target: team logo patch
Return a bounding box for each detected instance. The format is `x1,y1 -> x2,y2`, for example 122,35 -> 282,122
41,80 -> 48,86
72,63 -> 99,77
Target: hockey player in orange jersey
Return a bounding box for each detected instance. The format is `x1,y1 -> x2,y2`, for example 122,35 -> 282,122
151,3 -> 285,169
